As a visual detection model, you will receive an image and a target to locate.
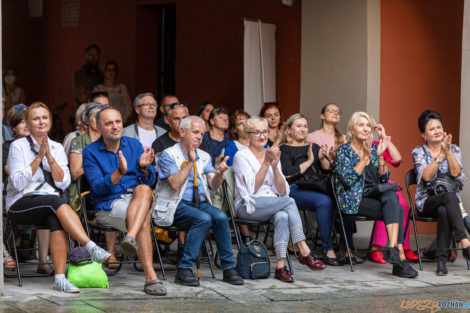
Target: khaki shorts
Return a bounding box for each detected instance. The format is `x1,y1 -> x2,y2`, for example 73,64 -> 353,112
95,193 -> 133,232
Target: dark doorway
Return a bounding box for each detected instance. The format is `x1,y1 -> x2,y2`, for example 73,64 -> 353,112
157,5 -> 176,101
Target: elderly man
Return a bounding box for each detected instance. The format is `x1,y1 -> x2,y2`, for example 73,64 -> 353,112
155,116 -> 243,286
83,108 -> 166,296
123,93 -> 166,148
155,94 -> 179,132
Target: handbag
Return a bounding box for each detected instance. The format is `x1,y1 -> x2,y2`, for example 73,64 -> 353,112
428,172 -> 462,196
296,166 -> 332,196
236,240 -> 270,279
363,183 -> 400,198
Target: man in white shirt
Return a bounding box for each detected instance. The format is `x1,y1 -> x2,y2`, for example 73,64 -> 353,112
123,92 -> 166,148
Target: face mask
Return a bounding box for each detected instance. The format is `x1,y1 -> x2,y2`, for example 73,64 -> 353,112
4,74 -> 16,84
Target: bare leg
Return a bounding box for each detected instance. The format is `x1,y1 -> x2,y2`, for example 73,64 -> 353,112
36,229 -> 50,267
461,238 -> 470,249
397,243 -> 405,260
56,204 -> 91,246
178,231 -> 186,245
276,258 -> 286,270
240,225 -> 251,237
386,223 -> 399,247
297,240 -> 311,257
133,212 -> 157,282
105,232 -> 118,257
126,185 -> 153,239
49,230 -> 68,275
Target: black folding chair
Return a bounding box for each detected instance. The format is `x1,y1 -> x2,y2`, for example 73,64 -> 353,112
403,169 -> 470,271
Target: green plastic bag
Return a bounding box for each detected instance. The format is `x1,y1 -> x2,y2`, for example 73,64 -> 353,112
67,261 -> 109,288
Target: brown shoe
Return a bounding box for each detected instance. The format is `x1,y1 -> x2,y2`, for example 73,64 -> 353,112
275,267 -> 294,283
299,252 -> 326,270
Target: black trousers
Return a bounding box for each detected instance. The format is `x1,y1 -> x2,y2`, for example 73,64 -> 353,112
419,192 -> 468,261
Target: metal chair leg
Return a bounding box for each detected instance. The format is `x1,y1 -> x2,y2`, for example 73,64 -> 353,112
150,220 -> 167,281
203,240 -> 216,279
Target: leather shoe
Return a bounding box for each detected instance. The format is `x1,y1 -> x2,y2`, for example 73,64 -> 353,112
392,260 -> 418,278
175,268 -> 200,286
299,252 -> 326,270
345,253 -> 364,265
462,246 -> 470,261
319,250 -> 341,266
384,246 -> 401,266
275,267 -> 294,283
369,250 -> 387,264
436,260 -> 448,276
223,268 -> 244,285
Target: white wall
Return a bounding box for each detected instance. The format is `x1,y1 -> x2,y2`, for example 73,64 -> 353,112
460,0 -> 470,210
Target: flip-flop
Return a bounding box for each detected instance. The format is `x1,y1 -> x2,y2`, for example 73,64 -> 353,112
144,279 -> 167,296
120,236 -> 138,257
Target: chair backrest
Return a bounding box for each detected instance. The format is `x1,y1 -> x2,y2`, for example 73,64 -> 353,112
405,169 -> 417,187
221,167 -> 237,218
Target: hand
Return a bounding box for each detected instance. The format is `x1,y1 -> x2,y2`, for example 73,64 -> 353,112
319,144 -> 329,161
375,124 -> 387,139
264,147 -> 276,165
43,135 -> 54,161
37,135 -> 47,160
270,146 -> 281,168
377,138 -> 389,157
215,156 -> 229,176
139,147 -> 155,168
118,151 -> 127,175
329,146 -> 337,160
188,147 -> 197,163
440,132 -> 451,159
307,143 -> 314,164
363,138 -> 372,159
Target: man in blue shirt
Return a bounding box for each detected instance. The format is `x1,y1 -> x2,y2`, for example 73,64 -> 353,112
83,107 -> 166,296
156,116 -> 243,286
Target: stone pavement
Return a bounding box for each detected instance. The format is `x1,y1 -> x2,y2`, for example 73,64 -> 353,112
2,247 -> 470,313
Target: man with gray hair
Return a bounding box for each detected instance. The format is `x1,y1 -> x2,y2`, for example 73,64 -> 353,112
123,92 -> 166,148
155,116 -> 243,287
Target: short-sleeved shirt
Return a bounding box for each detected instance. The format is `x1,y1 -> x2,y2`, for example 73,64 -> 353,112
157,143 -> 215,202
70,133 -> 92,155
200,132 -> 229,166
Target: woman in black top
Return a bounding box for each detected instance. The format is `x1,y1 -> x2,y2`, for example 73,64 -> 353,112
280,113 -> 339,265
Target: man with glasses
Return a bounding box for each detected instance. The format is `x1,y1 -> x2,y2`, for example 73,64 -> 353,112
123,93 -> 166,149
155,116 -> 244,287
155,94 -> 179,132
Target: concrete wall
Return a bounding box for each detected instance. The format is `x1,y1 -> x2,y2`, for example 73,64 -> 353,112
300,0 -> 369,132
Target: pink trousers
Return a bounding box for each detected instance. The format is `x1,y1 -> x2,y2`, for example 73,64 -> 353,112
371,183 -> 411,250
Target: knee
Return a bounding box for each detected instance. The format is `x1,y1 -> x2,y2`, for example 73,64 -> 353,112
198,213 -> 212,227
213,210 -> 228,224
441,192 -> 459,206
315,194 -> 334,211
383,190 -> 399,203
135,184 -> 153,200
436,205 -> 448,219
274,211 -> 289,224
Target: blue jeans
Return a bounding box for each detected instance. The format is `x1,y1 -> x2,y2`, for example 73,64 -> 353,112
173,201 -> 235,270
290,184 -> 334,250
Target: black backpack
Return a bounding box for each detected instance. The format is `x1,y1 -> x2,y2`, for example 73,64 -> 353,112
236,240 -> 270,279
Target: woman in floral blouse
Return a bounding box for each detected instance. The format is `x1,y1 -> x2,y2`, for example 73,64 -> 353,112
335,111 -> 417,278
412,110 -> 470,276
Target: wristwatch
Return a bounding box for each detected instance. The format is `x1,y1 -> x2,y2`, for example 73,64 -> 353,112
435,157 -> 443,165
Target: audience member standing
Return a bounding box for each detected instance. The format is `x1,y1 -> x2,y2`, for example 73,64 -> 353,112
93,61 -> 132,124
3,67 -> 25,110
73,44 -> 104,107
123,93 -> 166,149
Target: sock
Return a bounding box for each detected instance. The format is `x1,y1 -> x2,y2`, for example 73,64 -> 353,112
459,202 -> 468,218
54,274 -> 66,284
178,244 -> 185,250
85,241 -> 97,254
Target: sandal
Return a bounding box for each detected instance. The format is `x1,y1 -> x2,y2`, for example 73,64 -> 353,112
120,236 -> 138,257
3,246 -> 16,269
37,263 -> 54,275
105,256 -> 120,269
144,279 -> 167,296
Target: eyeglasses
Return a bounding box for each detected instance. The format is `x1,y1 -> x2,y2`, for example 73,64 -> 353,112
249,130 -> 269,137
140,102 -> 158,108
326,108 -> 342,115
168,102 -> 186,110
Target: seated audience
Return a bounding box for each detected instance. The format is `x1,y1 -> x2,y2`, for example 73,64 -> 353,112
83,107 -> 165,295
6,102 -> 111,293
73,44 -> 103,106
123,93 -> 166,148
196,101 -> 214,131
412,110 -> 470,275
200,106 -> 230,166
232,116 -> 326,283
335,111 -> 418,278
93,61 -> 132,124
155,116 -> 243,287
224,110 -> 250,167
280,113 -> 339,265
369,124 -> 418,263
63,103 -> 88,156
3,243 -> 16,269
155,94 -> 179,132
90,91 -> 110,106
260,102 -> 284,147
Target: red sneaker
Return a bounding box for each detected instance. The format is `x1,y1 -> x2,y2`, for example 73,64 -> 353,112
368,250 -> 387,264
404,249 -> 419,261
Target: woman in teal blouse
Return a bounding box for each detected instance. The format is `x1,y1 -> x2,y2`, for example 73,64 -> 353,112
335,111 -> 417,278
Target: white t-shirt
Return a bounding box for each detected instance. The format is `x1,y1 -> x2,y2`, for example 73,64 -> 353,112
138,126 -> 157,149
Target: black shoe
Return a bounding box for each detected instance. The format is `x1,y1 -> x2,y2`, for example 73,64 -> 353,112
464,216 -> 470,234
462,247 -> 470,261
323,255 -> 341,266
384,247 -> 401,266
436,260 -> 448,276
175,268 -> 200,286
392,260 -> 418,278
223,268 -> 244,285
344,253 -> 364,265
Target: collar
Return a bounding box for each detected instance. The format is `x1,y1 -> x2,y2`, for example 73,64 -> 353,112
178,143 -> 199,162
98,137 -> 126,152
